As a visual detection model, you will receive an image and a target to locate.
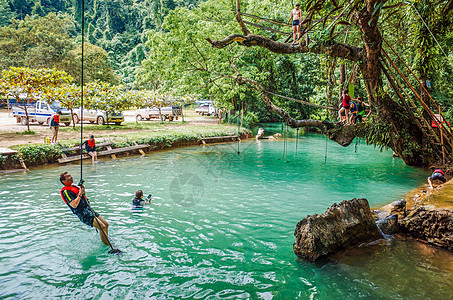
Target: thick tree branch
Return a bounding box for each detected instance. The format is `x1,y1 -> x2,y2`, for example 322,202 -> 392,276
207,34 -> 362,61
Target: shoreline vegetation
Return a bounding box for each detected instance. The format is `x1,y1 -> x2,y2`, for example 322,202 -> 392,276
0,124 -> 250,170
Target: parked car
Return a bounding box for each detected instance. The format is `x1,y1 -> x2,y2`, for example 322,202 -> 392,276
195,100 -> 217,116
135,106 -> 182,122
12,100 -> 71,126
72,109 -> 124,125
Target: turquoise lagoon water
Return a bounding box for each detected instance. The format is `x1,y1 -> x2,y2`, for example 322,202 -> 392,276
1,132 -> 452,299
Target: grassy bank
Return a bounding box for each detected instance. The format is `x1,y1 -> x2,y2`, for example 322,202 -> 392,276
1,125 -> 248,170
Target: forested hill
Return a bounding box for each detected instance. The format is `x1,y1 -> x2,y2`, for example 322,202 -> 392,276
1,0 -> 200,85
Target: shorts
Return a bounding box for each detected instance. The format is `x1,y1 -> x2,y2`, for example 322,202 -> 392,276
429,172 -> 446,183
292,20 -> 300,26
76,208 -> 100,227
85,146 -> 95,153
343,105 -> 350,109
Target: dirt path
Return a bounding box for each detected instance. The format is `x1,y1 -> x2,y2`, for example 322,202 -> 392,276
0,109 -> 218,148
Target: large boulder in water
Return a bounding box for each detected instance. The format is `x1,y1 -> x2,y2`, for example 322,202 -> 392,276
293,198 -> 383,261
402,206 -> 453,251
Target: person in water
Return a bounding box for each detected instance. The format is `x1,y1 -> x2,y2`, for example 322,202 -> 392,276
132,190 -> 151,208
81,135 -> 97,162
49,110 -> 62,143
59,172 -> 110,245
427,168 -> 447,189
288,3 -> 302,44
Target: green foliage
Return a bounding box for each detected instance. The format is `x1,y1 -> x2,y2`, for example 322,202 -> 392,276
16,130 -> 35,135
17,144 -> 62,166
63,42 -> 118,84
0,13 -> 76,71
355,122 -> 392,150
0,0 -> 15,26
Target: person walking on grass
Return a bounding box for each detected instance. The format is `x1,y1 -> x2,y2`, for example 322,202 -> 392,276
288,3 -> 302,44
59,172 -> 110,246
49,110 -> 62,143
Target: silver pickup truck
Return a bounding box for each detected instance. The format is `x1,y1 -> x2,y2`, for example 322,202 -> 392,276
72,109 -> 124,125
12,100 -> 71,126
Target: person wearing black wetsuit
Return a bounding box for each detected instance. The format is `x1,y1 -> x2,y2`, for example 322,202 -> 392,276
81,135 -> 97,162
60,172 -> 110,245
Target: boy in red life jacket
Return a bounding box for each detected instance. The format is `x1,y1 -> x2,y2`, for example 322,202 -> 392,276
49,110 -> 62,143
428,168 -> 447,189
81,135 -> 97,162
59,172 -> 110,245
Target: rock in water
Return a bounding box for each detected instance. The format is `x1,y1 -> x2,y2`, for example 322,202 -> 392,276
293,198 -> 383,261
376,214 -> 399,235
402,207 -> 453,251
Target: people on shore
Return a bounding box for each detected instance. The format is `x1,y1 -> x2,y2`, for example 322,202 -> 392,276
428,168 -> 447,189
82,135 -> 97,162
217,108 -> 223,124
288,3 -> 302,44
132,190 -> 151,209
59,172 -> 110,245
49,110 -> 62,143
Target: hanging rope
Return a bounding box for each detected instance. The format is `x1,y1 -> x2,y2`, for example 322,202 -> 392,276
322,133 -> 328,165
295,128 -> 299,156
236,97 -> 241,155
79,0 -> 85,183
280,122 -> 285,160
285,123 -> 289,163
355,138 -> 358,153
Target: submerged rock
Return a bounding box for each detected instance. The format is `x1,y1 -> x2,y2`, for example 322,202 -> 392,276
293,198 -> 383,261
376,214 -> 399,235
402,207 -> 453,251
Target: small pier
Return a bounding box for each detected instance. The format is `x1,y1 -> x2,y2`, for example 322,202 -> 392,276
201,135 -> 240,144
58,142 -> 151,163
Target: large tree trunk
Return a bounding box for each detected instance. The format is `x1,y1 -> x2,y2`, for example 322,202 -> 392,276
206,0 -> 449,166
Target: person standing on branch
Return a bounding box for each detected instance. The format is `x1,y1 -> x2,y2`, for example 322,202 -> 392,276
338,90 -> 354,125
49,110 -> 62,143
59,172 -> 110,245
288,3 -> 302,44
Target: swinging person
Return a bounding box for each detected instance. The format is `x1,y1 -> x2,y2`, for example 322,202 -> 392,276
59,172 -> 110,245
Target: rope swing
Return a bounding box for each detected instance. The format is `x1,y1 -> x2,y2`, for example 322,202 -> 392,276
79,0 -> 121,255
295,128 -> 299,156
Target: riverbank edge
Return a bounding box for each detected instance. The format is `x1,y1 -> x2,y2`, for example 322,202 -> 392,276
0,128 -> 251,171
374,182 -> 453,252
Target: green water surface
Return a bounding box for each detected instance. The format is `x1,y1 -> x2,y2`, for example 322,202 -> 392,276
0,132 -> 452,299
